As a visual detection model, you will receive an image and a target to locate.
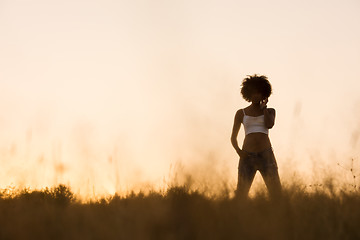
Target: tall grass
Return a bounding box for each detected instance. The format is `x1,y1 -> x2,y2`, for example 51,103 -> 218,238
0,180 -> 359,240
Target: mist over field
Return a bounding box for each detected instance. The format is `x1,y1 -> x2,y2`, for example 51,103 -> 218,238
0,0 -> 359,202
1,1 -> 360,239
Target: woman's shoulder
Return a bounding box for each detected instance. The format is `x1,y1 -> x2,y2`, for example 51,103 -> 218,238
236,108 -> 246,115
238,106 -> 251,116
266,108 -> 276,115
235,108 -> 245,121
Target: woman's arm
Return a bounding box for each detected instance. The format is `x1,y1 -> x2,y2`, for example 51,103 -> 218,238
231,110 -> 246,157
260,98 -> 275,129
263,108 -> 275,128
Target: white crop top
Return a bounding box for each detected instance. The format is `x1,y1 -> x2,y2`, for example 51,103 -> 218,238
242,109 -> 269,135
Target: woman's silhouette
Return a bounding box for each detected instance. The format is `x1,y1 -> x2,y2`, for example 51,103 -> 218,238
231,74 -> 281,199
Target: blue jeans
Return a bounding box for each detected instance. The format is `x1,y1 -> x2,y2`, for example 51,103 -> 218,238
236,147 -> 282,199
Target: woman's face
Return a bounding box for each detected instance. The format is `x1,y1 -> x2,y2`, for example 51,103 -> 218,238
250,91 -> 264,104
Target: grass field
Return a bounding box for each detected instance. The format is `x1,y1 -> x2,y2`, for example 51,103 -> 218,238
0,180 -> 359,240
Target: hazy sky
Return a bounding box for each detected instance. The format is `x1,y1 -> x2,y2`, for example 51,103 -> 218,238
1,0 -> 359,197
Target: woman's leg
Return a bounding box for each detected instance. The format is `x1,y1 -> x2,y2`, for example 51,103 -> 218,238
236,156 -> 257,199
259,149 -> 282,199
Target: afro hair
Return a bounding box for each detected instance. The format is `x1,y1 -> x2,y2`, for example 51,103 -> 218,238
240,74 -> 272,102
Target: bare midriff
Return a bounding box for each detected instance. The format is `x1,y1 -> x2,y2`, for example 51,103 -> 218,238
242,132 -> 272,153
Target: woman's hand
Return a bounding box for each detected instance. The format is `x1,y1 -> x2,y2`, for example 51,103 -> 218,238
260,98 -> 268,110
237,149 -> 248,159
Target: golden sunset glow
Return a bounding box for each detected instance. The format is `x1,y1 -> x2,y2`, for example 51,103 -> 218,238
0,0 -> 359,199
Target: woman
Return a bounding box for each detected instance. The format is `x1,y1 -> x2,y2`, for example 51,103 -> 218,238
231,74 -> 281,199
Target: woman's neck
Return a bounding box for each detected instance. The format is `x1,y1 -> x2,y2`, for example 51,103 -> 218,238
250,102 -> 261,109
